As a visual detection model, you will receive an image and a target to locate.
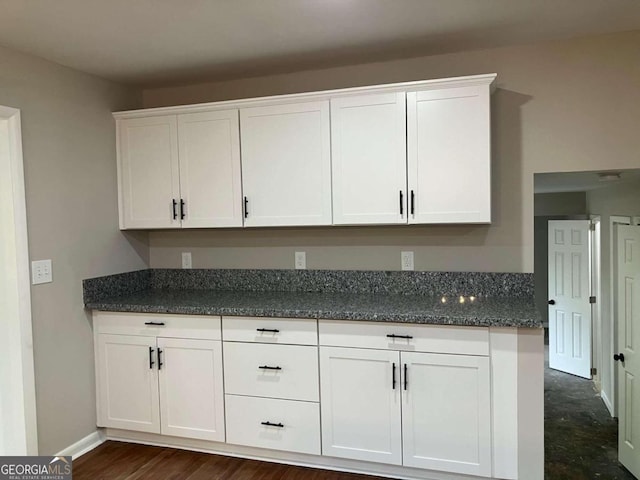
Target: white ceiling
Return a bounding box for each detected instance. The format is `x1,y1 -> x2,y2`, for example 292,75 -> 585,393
534,169 -> 640,194
1,0 -> 640,86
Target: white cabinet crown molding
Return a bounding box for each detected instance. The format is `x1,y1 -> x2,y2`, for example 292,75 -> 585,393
113,74 -> 497,119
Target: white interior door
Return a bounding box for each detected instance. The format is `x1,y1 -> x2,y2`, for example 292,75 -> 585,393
548,220 -> 592,378
617,225 -> 640,477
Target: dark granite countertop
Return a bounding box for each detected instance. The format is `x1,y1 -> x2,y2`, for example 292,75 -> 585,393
85,289 -> 541,328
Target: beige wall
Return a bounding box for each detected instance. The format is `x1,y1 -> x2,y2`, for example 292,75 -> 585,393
0,45 -> 147,454
144,30 -> 640,273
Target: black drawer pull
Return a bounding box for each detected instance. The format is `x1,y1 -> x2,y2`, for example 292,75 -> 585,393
244,196 -> 249,218
386,334 -> 413,339
258,365 -> 282,370
410,190 -> 415,215
256,328 -> 280,333
180,199 -> 186,220
149,347 -> 155,370
261,421 -> 284,428
392,362 -> 396,390
399,190 -> 403,215
172,199 -> 178,220
158,348 -> 163,370
404,363 -> 408,390
145,322 -> 165,326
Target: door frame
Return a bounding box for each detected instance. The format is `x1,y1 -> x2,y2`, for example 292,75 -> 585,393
0,105 -> 38,454
606,215 -> 632,416
590,216 -> 602,391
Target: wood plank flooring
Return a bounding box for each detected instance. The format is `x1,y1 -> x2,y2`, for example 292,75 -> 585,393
72,441 -> 386,480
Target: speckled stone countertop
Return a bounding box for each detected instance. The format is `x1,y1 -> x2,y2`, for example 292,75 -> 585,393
85,289 -> 541,328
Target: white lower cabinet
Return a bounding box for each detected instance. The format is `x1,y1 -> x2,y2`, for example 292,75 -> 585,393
319,327 -> 492,477
225,395 -> 321,455
95,313 -> 505,479
319,347 -> 402,465
96,334 -> 160,433
401,352 -> 491,477
157,338 -> 225,441
94,313 -> 225,442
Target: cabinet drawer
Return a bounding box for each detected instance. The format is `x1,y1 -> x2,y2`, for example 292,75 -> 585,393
319,320 -> 489,356
225,395 -> 320,455
93,312 -> 221,340
224,343 -> 319,401
222,316 -> 317,345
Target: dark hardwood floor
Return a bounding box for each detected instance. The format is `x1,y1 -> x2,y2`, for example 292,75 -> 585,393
73,441 -> 385,480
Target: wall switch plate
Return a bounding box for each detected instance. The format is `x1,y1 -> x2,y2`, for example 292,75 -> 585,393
401,251 -> 414,271
181,252 -> 192,269
32,259 -> 53,284
295,251 -> 306,270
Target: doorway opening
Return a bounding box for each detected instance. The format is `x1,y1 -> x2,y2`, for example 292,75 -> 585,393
534,169 -> 640,478
0,105 -> 38,455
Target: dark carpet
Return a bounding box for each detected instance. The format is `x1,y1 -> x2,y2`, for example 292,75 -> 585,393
545,348 -> 636,479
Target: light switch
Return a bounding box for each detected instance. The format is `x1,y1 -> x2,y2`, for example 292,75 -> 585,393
32,259 -> 53,284
182,252 -> 192,269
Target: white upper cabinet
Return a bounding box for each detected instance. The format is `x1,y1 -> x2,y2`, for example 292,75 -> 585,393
115,74 -> 495,229
240,101 -> 332,227
118,110 -> 242,229
177,110 -> 243,228
118,116 -> 180,229
407,84 -> 492,224
331,92 -> 407,225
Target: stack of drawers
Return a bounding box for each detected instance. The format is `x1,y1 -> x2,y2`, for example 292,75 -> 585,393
222,316 -> 320,455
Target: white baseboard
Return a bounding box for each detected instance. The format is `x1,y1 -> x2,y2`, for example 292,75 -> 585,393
601,390 -> 614,418
56,430 -> 105,459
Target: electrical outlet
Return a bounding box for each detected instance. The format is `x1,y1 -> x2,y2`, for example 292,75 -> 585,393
181,252 -> 192,269
295,251 -> 306,270
401,251 -> 414,271
32,259 -> 53,284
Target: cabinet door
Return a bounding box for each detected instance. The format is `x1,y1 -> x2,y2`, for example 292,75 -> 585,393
96,334 -> 160,433
331,92 -> 407,225
319,347 -> 401,465
178,110 -> 243,228
401,352 -> 491,477
240,101 -> 332,226
407,85 -> 491,224
118,116 -> 180,229
157,338 -> 225,442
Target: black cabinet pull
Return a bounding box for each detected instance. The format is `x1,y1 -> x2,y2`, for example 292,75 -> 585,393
399,191 -> 403,215
392,362 -> 396,390
180,199 -> 186,220
172,199 -> 178,220
386,334 -> 413,340
144,322 -> 165,326
261,421 -> 284,428
404,363 -> 408,390
548,299 -> 556,305
410,190 -> 415,215
614,353 -> 625,362
158,348 -> 163,370
258,365 -> 282,370
256,328 -> 280,333
149,347 -> 155,370
244,196 -> 249,218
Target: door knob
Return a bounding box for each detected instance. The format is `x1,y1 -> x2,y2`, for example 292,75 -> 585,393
614,353 -> 625,362
548,299 -> 556,305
